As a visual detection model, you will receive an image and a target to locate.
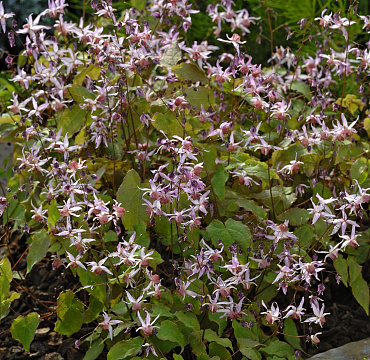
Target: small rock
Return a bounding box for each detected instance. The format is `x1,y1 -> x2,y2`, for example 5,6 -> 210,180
35,327 -> 50,335
11,346 -> 24,354
309,338 -> 370,360
44,352 -> 64,360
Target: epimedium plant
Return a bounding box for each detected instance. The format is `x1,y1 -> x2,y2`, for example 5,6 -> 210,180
0,0 -> 369,359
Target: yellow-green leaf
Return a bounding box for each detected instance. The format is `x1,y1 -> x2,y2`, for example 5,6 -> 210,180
27,229 -> 50,274
11,313 -> 39,352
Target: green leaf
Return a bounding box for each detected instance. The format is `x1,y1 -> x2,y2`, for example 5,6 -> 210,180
47,200 -> 60,227
0,257 -> 16,319
351,157 -> 368,181
152,111 -> 185,138
134,222 -> 150,248
148,250 -> 164,270
347,256 -> 362,284
68,84 -> 95,103
209,342 -> 231,360
239,346 -> 261,360
277,208 -> 310,226
55,291 -> 84,336
103,230 -> 118,243
0,257 -> 12,303
173,355 -> 184,360
242,160 -> 280,181
78,267 -> 106,304
157,320 -> 186,348
172,63 -> 208,83
232,319 -> 257,341
347,257 -> 369,314
236,199 -> 267,220
10,313 -> 39,352
74,65 -> 101,86
189,331 -> 207,356
175,311 -> 200,331
58,105 -> 86,136
284,317 -> 303,351
206,218 -> 251,253
1,292 -> 21,320
116,170 -> 149,230
253,186 -> 297,215
130,0 -> 146,10
27,229 -> 51,274
185,86 -> 215,109
290,81 -> 311,99
161,42 -> 182,70
261,340 -> 294,357
351,274 -> 370,315
334,254 -> 348,286
83,339 -> 105,360
294,224 -> 314,251
107,337 -> 143,360
201,146 -> 217,176
211,165 -> 229,201
204,329 -> 232,349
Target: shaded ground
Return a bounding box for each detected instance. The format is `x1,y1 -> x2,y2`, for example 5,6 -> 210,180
0,233 -> 369,359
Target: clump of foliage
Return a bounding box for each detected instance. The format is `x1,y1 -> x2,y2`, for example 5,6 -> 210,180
0,0 -> 369,359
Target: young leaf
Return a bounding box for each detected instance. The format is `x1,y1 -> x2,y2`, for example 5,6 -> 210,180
0,257 -> 12,303
27,229 -> 50,274
47,199 -> 60,227
10,313 -> 39,352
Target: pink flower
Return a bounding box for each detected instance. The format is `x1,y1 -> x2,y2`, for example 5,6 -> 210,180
0,1 -> 15,33
100,312 -> 123,340
304,302 -> 330,327
137,311 -> 160,336
261,301 -> 281,324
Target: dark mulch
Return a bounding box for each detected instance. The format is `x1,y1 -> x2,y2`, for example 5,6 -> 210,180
1,232 -> 369,359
